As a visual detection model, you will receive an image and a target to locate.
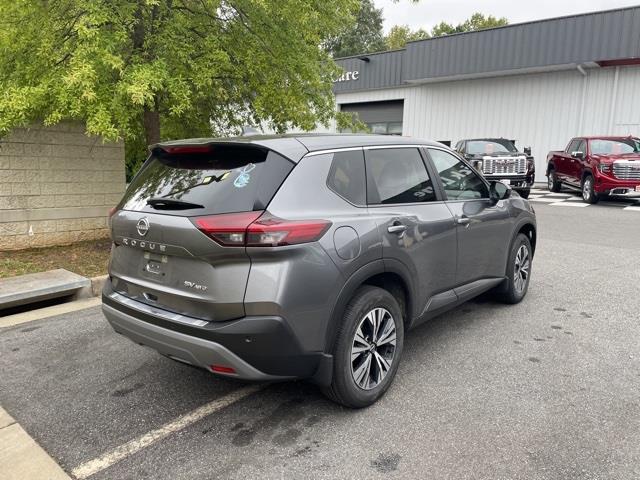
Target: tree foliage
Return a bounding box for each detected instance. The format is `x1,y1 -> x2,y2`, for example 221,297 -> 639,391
386,12 -> 508,50
0,0 -> 360,155
325,0 -> 386,58
385,25 -> 429,50
431,12 -> 508,38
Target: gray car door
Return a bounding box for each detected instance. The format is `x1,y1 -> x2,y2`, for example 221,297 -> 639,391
364,146 -> 457,318
425,147 -> 512,285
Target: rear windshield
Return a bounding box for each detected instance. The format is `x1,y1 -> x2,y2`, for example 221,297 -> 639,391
119,145 -> 293,216
467,140 -> 516,155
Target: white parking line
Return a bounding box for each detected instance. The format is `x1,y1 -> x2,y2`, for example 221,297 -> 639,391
563,197 -> 583,201
529,197 -> 560,203
623,206 -> 640,212
549,202 -> 589,207
71,384 -> 265,479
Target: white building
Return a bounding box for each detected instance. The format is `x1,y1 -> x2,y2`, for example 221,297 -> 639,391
332,6 -> 640,181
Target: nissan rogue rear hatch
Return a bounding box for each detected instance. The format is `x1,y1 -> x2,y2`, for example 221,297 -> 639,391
109,144 -> 294,321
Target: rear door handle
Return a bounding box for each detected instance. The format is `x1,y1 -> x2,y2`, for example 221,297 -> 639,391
455,217 -> 471,226
387,224 -> 408,234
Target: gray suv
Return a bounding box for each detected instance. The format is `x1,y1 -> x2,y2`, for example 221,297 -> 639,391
103,134 -> 536,408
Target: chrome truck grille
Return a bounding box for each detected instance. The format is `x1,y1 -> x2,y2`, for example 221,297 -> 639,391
613,161 -> 640,180
482,156 -> 527,175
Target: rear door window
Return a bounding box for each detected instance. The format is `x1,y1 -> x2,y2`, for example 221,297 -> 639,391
120,145 -> 293,216
365,148 -> 436,204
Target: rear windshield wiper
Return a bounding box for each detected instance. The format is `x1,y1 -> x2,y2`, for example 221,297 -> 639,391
147,198 -> 205,210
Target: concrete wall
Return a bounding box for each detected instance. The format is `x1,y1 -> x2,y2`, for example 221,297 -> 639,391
0,122 -> 125,250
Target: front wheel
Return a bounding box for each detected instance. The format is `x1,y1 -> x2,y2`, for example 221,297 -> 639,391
582,175 -> 599,204
547,169 -> 561,192
495,233 -> 532,304
322,286 -> 404,408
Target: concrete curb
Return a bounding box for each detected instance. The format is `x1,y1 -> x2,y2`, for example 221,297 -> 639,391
75,274 -> 107,300
0,406 -> 71,480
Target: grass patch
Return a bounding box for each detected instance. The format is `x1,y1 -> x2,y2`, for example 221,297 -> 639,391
0,238 -> 112,279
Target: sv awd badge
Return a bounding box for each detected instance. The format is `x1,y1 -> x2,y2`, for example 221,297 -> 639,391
183,281 -> 208,292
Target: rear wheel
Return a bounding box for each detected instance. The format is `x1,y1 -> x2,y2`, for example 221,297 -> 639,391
519,188 -> 530,199
547,169 -> 561,192
322,286 -> 404,408
582,175 -> 599,204
495,233 -> 532,304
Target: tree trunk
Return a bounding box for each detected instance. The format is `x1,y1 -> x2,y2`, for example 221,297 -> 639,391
143,107 -> 161,146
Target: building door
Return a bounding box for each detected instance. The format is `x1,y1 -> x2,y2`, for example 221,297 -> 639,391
340,100 -> 404,135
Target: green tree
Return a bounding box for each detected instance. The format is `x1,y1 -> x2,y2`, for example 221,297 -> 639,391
0,0 -> 360,175
325,0 -> 386,58
431,12 -> 508,37
385,25 -> 430,50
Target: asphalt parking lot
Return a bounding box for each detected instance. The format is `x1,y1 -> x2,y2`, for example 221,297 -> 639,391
1,195 -> 640,480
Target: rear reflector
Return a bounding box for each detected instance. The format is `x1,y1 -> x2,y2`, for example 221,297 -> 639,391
192,211 -> 331,247
210,365 -> 236,374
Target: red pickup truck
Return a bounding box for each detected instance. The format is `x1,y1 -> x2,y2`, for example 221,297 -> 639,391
546,136 -> 640,203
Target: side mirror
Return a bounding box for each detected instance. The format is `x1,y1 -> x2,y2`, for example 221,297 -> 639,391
524,146 -> 532,156
571,151 -> 584,159
489,180 -> 511,204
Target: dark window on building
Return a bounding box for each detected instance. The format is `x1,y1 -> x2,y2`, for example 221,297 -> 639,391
428,148 -> 489,200
327,150 -> 366,205
365,148 -> 435,204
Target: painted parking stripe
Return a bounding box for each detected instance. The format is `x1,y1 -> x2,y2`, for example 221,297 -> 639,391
527,195 -> 544,199
549,202 -> 589,207
563,197 -> 583,201
529,197 -> 561,203
544,193 -> 574,198
623,206 -> 640,212
71,384 -> 264,479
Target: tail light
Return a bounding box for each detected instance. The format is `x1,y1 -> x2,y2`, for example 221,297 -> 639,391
193,211 -> 331,247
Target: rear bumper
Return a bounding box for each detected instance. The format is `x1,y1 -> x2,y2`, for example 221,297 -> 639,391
102,284 -> 330,383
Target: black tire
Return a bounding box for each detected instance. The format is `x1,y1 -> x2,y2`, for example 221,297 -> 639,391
519,188 -> 530,199
495,233 -> 532,304
547,168 -> 561,192
581,174 -> 600,204
322,286 -> 404,408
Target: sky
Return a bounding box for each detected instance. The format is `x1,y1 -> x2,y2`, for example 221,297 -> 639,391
375,0 -> 640,33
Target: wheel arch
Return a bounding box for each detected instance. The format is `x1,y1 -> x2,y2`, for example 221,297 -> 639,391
325,260 -> 415,354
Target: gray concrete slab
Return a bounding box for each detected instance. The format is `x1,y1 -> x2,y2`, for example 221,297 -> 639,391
0,269 -> 90,309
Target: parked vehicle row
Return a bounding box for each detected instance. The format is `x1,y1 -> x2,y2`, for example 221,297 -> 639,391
103,134 -> 537,408
455,138 -> 536,199
546,136 -> 640,203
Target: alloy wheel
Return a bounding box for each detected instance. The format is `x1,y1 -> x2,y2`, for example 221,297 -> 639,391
583,178 -> 591,201
350,308 -> 397,390
547,174 -> 554,191
514,244 -> 530,294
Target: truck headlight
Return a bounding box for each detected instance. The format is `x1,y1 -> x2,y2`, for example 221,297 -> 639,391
598,163 -> 611,173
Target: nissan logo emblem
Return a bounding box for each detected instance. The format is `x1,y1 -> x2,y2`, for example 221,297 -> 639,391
136,217 -> 150,237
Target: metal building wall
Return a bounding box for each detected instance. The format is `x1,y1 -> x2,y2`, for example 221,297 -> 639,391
394,66 -> 640,181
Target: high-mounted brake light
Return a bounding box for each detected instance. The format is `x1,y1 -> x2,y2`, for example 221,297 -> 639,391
192,211 -> 331,247
210,364 -> 236,374
108,206 -> 118,218
161,145 -> 212,154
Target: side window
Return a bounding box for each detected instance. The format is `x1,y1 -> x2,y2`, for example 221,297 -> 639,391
575,140 -> 586,155
428,148 -> 490,200
365,148 -> 436,204
326,150 -> 366,205
566,139 -> 579,154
